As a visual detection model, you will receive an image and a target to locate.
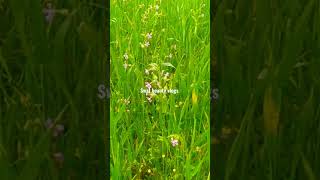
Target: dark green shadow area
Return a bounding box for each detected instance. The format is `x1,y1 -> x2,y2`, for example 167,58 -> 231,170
213,0 -> 320,179
0,1 -> 107,179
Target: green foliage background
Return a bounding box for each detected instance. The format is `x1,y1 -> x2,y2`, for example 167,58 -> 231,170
0,0 -> 106,179
213,0 -> 320,179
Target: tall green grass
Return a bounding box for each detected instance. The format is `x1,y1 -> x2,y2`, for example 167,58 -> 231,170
110,0 -> 210,179
213,0 -> 320,179
0,1 -> 106,179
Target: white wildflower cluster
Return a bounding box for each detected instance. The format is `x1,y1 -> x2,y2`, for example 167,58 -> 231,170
122,52 -> 132,70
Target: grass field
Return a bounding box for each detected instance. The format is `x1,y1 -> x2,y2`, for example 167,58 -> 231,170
0,1 -> 106,179
4,0 -> 319,179
213,0 -> 320,179
110,0 -> 210,179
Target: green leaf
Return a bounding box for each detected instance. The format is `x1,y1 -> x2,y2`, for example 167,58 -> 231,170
18,134 -> 50,180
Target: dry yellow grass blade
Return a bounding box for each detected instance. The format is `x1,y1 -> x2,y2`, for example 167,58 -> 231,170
263,86 -> 280,136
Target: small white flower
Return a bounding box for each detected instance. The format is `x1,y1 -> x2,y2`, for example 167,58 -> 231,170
147,169 -> 151,173
146,32 -> 152,39
145,69 -> 150,75
173,168 -> 176,172
171,138 -> 178,147
155,5 -> 159,11
123,52 -> 129,60
123,98 -> 130,105
145,41 -> 150,47
123,63 -> 128,69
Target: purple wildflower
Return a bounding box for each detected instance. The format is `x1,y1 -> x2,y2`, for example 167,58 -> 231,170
45,118 -> 54,129
43,3 -> 55,23
44,118 -> 65,137
171,138 -> 178,147
53,124 -> 65,137
145,82 -> 152,90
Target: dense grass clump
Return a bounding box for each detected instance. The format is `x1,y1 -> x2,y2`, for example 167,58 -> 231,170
110,0 -> 210,179
213,0 -> 320,179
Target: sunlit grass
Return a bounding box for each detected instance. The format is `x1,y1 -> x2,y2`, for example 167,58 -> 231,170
110,0 -> 210,179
